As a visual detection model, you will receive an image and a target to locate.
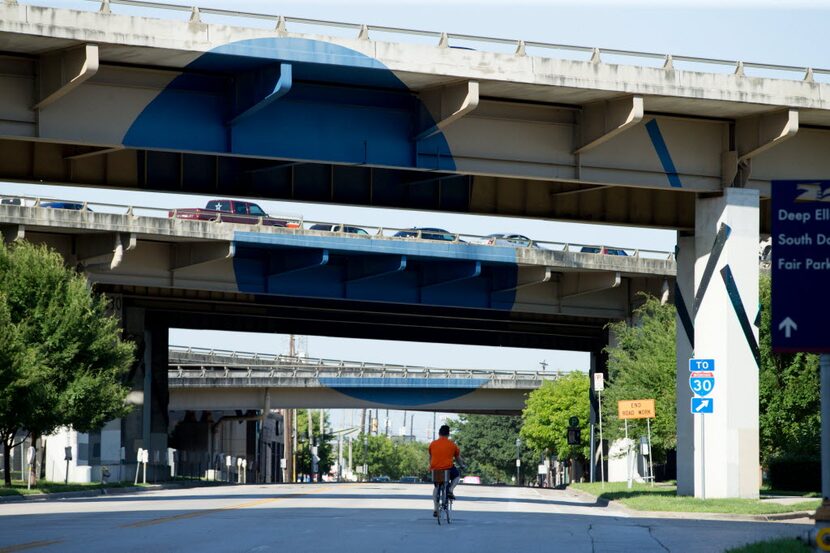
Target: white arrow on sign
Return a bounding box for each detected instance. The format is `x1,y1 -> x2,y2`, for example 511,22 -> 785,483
694,399 -> 711,413
778,317 -> 798,338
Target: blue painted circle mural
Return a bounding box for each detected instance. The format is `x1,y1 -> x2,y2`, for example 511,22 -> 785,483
124,37 -> 454,170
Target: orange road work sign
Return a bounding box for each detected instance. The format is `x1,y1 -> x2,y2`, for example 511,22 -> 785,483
617,399 -> 656,420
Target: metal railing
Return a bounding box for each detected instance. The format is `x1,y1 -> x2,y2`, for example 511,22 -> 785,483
19,0 -> 818,82
168,345 -> 566,381
0,194 -> 676,261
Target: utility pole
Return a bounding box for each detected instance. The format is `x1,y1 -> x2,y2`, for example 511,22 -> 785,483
283,408 -> 293,483
360,409 -> 366,435
287,335 -> 297,483
292,409 -> 297,482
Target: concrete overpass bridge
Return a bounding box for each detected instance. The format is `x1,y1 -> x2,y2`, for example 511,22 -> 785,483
0,198 -> 673,351
1,0 -> 826,498
168,346 -> 561,414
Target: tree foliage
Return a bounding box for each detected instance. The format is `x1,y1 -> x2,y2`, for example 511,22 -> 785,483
354,435 -> 429,481
452,414 -> 536,484
295,409 -> 334,479
0,241 -> 135,486
521,373 -> 591,462
758,275 -> 820,461
601,296 -> 677,462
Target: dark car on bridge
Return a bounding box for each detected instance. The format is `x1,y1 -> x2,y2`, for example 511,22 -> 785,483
393,227 -> 459,242
170,199 -> 298,227
40,201 -> 91,211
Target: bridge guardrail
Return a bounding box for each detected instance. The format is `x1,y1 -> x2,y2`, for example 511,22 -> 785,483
168,346 -> 566,381
169,365 -> 562,381
1,194 -> 676,261
43,0 -> 827,83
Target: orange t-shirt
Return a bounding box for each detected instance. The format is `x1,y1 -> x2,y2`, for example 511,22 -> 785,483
428,437 -> 459,470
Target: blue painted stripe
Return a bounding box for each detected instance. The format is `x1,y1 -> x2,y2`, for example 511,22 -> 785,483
720,265 -> 761,368
327,387 -> 479,406
234,231 -> 520,264
645,119 -> 683,188
693,223 -> 731,317
319,377 -> 488,389
675,282 -> 694,349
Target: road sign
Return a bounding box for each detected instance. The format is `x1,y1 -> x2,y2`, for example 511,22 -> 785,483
691,397 -> 713,414
689,372 -> 714,397
617,399 -> 656,420
688,358 -> 715,372
593,373 -> 605,391
772,180 -> 830,352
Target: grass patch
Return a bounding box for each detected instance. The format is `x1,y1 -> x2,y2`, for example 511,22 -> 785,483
725,538 -> 810,552
760,485 -> 821,498
0,480 -> 139,497
0,478 -> 223,497
570,482 -> 821,515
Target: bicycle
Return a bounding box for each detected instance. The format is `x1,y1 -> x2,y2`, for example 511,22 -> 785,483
432,469 -> 453,525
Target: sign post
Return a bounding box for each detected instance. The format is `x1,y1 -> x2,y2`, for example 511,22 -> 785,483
593,373 -> 605,487
617,400 -> 656,488
772,180 -> 830,549
688,358 -> 715,499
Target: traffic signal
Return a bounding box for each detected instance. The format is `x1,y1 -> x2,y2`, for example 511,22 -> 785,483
567,427 -> 581,446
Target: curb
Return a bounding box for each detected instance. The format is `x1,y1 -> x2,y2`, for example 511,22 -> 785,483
0,480 -> 227,503
565,487 -> 816,522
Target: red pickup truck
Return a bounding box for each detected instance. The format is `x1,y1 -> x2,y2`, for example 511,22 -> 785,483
169,199 -> 299,227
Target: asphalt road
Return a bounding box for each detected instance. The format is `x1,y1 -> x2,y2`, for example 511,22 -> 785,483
0,483 -> 810,553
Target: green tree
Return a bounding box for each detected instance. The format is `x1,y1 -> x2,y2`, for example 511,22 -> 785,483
295,409 -> 334,480
522,373 -> 591,463
352,435 -> 431,481
758,275 -> 820,462
601,296 -> 676,462
355,434 -> 398,479
0,241 -> 135,486
452,415 -> 536,484
396,440 -> 429,480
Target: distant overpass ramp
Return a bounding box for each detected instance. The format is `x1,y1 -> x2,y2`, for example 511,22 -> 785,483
167,347 -> 564,414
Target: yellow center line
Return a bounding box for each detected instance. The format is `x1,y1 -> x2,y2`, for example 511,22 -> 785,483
120,486 -> 331,529
0,540 -> 64,553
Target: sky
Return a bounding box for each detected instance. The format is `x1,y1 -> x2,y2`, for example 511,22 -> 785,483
5,0 -> 829,438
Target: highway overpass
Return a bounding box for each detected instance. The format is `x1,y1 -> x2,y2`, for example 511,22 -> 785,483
168,346 -> 561,414
1,0 -> 825,498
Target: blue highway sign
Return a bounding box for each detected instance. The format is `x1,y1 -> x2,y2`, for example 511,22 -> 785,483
772,180 -> 830,352
689,372 -> 714,397
688,359 -> 715,372
691,397 -> 714,414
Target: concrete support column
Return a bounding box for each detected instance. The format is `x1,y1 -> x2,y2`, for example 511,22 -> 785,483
675,233 -> 695,496
691,188 -> 760,498
121,307 -> 170,481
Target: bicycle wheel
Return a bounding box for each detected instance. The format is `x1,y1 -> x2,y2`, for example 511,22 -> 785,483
445,497 -> 452,524
436,484 -> 443,525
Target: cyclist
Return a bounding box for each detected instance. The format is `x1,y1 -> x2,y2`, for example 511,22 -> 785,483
429,424 -> 463,517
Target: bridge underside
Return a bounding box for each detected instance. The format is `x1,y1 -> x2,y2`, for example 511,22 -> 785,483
169,387 -> 529,416
0,139 -> 702,231
111,285 -> 609,351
